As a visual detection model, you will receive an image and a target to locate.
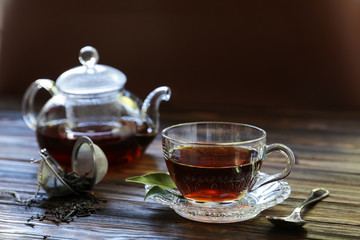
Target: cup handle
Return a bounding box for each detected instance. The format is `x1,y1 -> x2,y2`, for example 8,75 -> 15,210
22,79 -> 58,130
251,143 -> 295,190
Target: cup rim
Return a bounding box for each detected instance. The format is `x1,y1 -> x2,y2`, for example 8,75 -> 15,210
161,121 -> 267,145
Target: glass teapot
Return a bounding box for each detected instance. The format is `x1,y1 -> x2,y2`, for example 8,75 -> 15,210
22,46 -> 171,169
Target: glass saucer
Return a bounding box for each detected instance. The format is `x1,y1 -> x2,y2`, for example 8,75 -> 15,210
145,172 -> 291,223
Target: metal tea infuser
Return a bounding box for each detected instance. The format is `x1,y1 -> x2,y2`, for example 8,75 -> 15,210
0,136 -> 108,202
37,136 -> 108,197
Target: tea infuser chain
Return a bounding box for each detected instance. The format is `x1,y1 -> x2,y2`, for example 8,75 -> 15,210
0,152 -> 48,203
0,184 -> 41,203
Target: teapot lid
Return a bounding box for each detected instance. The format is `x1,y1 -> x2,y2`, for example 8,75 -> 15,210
55,46 -> 126,94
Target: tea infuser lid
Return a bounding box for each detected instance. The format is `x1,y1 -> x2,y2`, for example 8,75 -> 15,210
55,46 -> 127,95
71,136 -> 108,188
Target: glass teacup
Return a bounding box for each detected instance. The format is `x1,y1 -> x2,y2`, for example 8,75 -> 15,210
162,122 -> 295,205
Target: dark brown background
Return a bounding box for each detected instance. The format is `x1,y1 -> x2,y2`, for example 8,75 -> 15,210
1,0 -> 360,110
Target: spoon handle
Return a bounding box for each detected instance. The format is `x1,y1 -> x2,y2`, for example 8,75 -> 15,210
296,188 -> 330,212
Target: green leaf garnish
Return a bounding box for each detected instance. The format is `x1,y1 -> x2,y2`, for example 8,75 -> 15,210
126,172 -> 178,200
144,186 -> 172,200
125,172 -> 177,190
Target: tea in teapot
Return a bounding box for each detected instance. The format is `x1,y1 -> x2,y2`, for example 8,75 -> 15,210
22,46 -> 171,169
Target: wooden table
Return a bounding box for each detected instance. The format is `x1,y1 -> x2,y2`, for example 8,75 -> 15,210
1,100 -> 359,239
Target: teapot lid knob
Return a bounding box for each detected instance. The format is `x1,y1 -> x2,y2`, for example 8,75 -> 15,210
79,46 -> 99,68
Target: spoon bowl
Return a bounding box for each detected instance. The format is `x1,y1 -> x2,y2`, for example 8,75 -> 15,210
266,188 -> 330,228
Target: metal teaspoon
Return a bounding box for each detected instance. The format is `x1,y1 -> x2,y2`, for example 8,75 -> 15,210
266,188 -> 330,227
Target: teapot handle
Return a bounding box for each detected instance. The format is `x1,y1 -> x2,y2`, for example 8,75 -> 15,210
22,79 -> 58,130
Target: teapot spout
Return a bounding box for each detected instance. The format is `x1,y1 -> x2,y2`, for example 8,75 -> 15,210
141,86 -> 171,133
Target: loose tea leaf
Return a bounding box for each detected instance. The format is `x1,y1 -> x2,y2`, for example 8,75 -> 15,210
27,192 -> 106,225
125,172 -> 177,189
25,223 -> 35,228
62,171 -> 93,192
